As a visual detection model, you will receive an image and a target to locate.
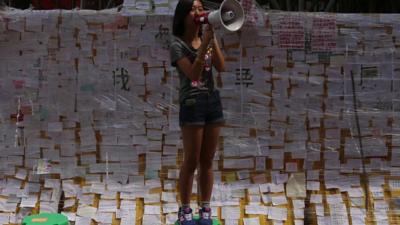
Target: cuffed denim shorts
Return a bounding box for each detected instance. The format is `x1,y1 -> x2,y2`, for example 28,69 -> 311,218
179,90 -> 225,126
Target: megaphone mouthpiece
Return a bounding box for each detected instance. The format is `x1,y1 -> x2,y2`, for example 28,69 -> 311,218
194,12 -> 210,24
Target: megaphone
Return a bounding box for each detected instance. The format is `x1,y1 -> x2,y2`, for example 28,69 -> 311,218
194,0 -> 245,32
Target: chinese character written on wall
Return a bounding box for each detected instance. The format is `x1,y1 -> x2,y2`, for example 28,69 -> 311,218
155,24 -> 171,49
113,68 -> 130,91
235,68 -> 253,87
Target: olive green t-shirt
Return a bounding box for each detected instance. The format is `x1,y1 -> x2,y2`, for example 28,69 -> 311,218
169,36 -> 215,103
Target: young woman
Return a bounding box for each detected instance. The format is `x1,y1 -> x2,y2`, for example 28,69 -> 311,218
170,0 -> 225,224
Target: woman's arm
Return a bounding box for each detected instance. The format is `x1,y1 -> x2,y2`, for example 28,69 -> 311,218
211,34 -> 225,72
175,26 -> 214,81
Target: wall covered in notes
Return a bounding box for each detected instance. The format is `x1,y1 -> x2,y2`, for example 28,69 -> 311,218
0,10 -> 400,225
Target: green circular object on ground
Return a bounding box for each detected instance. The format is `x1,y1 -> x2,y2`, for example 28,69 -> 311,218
22,213 -> 69,225
174,216 -> 221,225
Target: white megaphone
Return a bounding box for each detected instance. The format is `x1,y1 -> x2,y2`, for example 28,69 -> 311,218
194,0 -> 245,32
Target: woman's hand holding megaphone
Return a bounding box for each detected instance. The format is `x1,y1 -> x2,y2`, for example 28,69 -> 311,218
203,24 -> 214,44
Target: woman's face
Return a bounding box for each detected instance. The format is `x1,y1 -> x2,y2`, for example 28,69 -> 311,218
185,0 -> 204,29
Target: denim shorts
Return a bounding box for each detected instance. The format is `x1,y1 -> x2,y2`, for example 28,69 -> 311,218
179,90 -> 225,126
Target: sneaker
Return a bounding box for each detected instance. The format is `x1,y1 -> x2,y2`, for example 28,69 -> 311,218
178,207 -> 197,225
198,207 -> 212,225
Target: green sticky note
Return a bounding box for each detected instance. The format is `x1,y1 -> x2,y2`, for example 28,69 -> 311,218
39,107 -> 48,121
80,83 -> 95,92
225,172 -> 236,183
145,170 -> 159,179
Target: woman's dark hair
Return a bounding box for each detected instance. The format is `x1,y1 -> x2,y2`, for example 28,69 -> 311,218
172,0 -> 203,37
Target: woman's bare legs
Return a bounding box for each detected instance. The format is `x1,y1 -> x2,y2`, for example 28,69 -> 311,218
179,125 -> 204,205
198,123 -> 221,203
